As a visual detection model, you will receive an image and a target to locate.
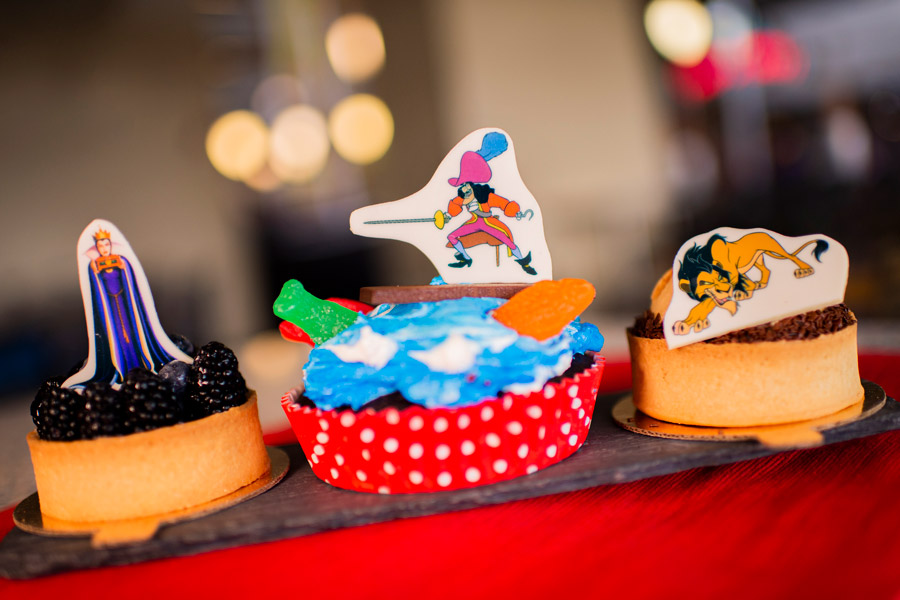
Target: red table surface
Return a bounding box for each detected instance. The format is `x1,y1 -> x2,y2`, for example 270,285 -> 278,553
3,354 -> 900,600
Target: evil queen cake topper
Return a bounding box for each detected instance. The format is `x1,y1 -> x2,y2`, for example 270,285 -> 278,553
349,128 -> 552,284
663,227 -> 849,349
64,219 -> 192,388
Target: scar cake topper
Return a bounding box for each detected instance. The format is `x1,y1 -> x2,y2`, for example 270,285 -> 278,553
349,128 -> 552,284
64,219 -> 192,388
663,227 -> 849,349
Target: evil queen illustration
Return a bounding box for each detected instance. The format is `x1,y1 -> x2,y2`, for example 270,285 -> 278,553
64,220 -> 190,388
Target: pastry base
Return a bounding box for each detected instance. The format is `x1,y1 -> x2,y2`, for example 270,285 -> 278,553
26,393 -> 271,523
613,380 -> 884,448
14,446 -> 289,547
628,325 -> 864,427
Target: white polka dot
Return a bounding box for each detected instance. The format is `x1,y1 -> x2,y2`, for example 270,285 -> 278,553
585,417 -> 592,427
506,421 -> 523,435
461,440 -> 476,456
526,465 -> 538,474
561,422 -> 572,435
544,386 -> 556,399
310,454 -> 319,464
578,408 -> 585,420
526,406 -> 542,419
517,443 -> 529,459
502,396 -> 513,410
409,470 -> 424,484
386,409 -> 400,425
437,472 -> 453,487
340,412 -> 356,427
571,396 -> 582,409
568,385 -> 579,398
330,468 -> 339,479
493,459 -> 508,474
465,467 -> 481,483
481,406 -> 494,422
409,416 -> 424,431
319,418 -> 329,430
356,470 -> 368,481
486,433 -> 501,448
316,432 -> 329,444
360,428 -> 375,443
546,444 -> 558,458
313,444 -> 325,455
458,414 -> 471,429
538,426 -> 546,439
334,453 -> 345,466
569,434 -> 579,446
362,449 -> 371,460
434,417 -> 449,433
435,444 -> 451,460
307,459 -> 313,468
383,461 -> 396,475
377,486 -> 390,494
409,443 -> 424,459
383,438 -> 399,453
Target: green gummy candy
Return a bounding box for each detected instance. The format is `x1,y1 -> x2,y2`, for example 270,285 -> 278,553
273,280 -> 359,345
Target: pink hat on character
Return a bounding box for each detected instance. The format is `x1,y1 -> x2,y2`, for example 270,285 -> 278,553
448,151 -> 492,187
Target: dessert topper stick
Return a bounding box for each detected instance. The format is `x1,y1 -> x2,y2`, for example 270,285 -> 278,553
64,219 -> 192,388
663,227 -> 849,349
349,128 -> 552,284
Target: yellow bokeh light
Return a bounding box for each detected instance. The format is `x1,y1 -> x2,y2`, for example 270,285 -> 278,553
205,110 -> 269,181
644,0 -> 713,67
328,94 -> 394,166
325,13 -> 386,83
269,104 -> 330,184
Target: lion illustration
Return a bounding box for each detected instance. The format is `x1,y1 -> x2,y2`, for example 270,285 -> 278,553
673,232 -> 828,335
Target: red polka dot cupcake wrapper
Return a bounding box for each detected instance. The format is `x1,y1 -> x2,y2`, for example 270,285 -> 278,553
280,355 -> 605,494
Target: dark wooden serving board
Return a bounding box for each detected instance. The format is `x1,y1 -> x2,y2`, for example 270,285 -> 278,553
3,383 -> 898,579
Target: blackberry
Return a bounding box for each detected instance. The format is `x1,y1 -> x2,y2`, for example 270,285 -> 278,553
82,381 -> 131,439
169,334 -> 196,358
120,368 -> 183,431
31,380 -> 85,441
186,342 -> 247,417
159,360 -> 191,398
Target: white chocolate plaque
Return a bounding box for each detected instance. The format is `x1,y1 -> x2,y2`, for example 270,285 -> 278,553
349,128 -> 552,284
663,227 -> 849,349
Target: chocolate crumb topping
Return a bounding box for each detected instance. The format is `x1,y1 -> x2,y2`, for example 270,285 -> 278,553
628,304 -> 856,344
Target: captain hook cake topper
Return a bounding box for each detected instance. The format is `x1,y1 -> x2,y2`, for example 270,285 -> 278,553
663,227 -> 849,349
350,128 -> 552,284
64,219 -> 191,388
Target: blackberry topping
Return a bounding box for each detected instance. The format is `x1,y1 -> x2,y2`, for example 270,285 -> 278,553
186,341 -> 247,417
169,334 -> 197,358
82,381 -> 132,438
120,368 -> 183,431
31,381 -> 85,441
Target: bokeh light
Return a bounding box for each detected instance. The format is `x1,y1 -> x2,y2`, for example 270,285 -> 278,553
325,13 -> 386,83
251,74 -> 308,122
269,104 -> 330,184
205,110 -> 269,181
644,0 -> 713,67
328,94 -> 394,165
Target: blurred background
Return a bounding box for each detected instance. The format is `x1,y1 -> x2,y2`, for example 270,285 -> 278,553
2,0 -> 900,413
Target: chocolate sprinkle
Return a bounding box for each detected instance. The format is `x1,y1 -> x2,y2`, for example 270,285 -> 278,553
628,304 -> 856,344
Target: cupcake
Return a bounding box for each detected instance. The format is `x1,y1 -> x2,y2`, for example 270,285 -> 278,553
276,278 -> 605,493
25,220 -> 270,523
627,227 -> 864,427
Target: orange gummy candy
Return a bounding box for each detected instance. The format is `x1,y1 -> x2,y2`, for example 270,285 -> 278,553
493,279 -> 596,341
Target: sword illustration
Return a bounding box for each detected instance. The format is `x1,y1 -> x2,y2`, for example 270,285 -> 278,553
364,208 -> 535,231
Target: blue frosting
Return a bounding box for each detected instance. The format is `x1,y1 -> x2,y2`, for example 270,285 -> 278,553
302,297 -> 604,410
